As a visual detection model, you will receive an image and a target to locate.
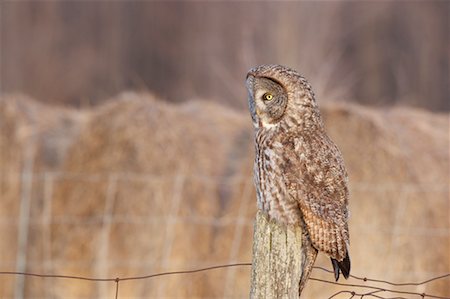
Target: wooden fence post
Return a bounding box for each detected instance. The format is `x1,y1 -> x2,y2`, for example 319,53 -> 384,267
250,210 -> 304,299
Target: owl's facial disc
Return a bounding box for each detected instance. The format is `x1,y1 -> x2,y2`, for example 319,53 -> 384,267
246,75 -> 288,128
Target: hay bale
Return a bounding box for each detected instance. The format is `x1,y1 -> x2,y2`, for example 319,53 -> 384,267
2,93 -> 448,298
0,95 -> 85,298
49,92 -> 253,298
304,104 -> 449,297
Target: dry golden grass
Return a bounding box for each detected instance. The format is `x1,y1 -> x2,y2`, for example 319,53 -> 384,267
0,93 -> 448,298
0,95 -> 86,296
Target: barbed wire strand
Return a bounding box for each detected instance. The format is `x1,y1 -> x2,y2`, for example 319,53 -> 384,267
311,277 -> 448,299
314,266 -> 450,287
1,263 -> 449,299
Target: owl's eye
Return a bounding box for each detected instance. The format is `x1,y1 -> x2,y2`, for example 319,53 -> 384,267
263,93 -> 274,101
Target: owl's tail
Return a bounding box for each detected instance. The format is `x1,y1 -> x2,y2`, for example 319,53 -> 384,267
331,251 -> 351,281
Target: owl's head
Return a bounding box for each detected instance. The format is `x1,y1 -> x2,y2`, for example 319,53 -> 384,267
246,64 -> 318,129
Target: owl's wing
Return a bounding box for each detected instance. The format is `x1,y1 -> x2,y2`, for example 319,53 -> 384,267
283,133 -> 350,262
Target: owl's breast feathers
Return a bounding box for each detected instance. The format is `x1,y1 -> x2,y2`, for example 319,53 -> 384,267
255,127 -> 350,262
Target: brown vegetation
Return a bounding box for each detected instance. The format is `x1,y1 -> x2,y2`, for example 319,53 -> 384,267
0,96 -> 86,296
0,93 -> 448,298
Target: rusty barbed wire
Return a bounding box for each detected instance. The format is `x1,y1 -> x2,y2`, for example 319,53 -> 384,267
1,263 -> 449,299
314,266 -> 450,287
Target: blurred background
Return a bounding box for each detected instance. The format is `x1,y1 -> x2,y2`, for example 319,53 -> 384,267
2,1 -> 449,110
0,1 -> 449,299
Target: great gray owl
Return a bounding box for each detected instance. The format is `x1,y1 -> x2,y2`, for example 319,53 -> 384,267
246,64 -> 350,292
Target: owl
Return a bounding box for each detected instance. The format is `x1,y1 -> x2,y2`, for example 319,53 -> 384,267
246,64 -> 350,292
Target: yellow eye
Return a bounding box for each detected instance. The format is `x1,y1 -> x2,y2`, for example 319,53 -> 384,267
263,93 -> 274,101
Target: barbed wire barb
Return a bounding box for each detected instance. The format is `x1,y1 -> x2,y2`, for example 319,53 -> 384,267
114,277 -> 120,299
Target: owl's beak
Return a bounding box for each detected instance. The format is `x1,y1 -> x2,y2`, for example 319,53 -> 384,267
246,75 -> 262,117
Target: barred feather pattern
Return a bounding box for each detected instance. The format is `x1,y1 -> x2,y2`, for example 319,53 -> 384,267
254,126 -> 349,261
247,64 -> 350,266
